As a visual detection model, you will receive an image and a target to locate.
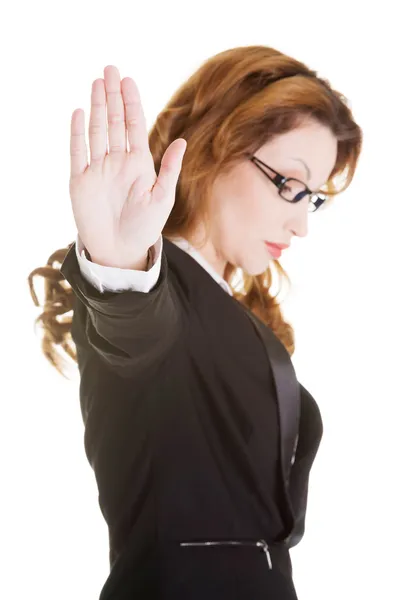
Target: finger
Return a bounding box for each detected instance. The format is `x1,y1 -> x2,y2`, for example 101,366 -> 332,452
70,109 -> 88,178
104,65 -> 127,155
88,79 -> 107,170
152,139 -> 187,202
121,77 -> 151,156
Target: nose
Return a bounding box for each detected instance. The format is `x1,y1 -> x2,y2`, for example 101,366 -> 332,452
288,198 -> 309,239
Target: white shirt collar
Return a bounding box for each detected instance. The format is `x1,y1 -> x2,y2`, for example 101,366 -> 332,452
169,237 -> 233,296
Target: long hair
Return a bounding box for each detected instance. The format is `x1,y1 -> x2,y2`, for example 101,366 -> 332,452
28,45 -> 362,377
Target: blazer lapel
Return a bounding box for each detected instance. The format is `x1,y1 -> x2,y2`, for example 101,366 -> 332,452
243,309 -> 300,520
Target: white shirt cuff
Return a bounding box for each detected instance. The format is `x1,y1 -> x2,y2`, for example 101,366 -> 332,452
75,235 -> 163,294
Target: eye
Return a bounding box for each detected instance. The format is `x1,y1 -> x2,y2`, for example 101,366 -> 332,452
282,182 -> 293,193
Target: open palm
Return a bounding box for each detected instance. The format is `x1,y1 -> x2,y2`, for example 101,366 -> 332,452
69,65 -> 186,268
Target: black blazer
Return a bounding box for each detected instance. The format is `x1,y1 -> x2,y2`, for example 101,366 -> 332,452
60,238 -> 323,599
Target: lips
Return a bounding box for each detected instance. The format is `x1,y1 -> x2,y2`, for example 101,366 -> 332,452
265,241 -> 289,259
265,242 -> 290,250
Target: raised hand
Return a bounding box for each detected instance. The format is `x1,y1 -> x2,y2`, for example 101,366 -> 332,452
69,65 -> 186,269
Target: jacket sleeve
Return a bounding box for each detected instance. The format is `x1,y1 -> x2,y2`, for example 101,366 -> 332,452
60,239 -> 183,378
286,383 -> 324,548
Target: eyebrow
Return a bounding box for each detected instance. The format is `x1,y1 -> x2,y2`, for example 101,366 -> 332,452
290,157 -> 311,182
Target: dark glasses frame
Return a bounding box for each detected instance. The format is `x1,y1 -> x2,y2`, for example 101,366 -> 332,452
247,154 -> 327,212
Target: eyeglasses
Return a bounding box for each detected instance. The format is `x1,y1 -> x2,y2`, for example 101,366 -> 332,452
248,154 -> 327,213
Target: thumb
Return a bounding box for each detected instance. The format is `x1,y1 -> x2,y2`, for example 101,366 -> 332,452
152,139 -> 187,203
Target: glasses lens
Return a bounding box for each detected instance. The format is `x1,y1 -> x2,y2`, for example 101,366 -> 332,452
280,179 -> 308,202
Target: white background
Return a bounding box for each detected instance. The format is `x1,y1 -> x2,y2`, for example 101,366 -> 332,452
2,0 -> 399,598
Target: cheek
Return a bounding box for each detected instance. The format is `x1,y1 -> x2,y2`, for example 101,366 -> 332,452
212,169 -> 280,244
228,175 -> 267,225
232,186 -> 277,236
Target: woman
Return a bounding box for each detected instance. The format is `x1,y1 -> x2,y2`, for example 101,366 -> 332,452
28,45 -> 362,599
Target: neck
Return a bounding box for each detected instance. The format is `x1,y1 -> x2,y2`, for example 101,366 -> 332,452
187,229 -> 227,279
194,241 -> 226,278
168,227 -> 228,279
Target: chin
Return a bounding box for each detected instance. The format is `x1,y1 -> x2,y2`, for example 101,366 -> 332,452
241,255 -> 272,276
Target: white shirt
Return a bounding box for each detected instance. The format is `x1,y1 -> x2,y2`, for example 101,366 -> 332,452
76,235 -> 233,296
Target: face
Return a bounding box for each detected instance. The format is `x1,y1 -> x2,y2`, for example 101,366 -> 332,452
191,119 -> 338,278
